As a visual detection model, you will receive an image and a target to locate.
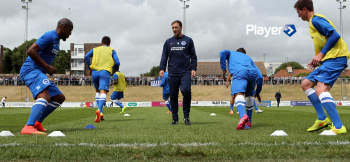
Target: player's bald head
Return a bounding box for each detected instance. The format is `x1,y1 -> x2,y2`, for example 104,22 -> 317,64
57,18 -> 73,29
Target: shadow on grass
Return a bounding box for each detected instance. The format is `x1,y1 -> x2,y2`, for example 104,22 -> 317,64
250,123 -> 274,128
191,122 -> 222,125
101,119 -> 146,122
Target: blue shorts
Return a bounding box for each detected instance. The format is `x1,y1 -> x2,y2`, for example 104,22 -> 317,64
111,91 -> 124,100
20,69 -> 62,99
163,93 -> 170,100
231,70 -> 257,96
92,70 -> 111,91
306,57 -> 347,87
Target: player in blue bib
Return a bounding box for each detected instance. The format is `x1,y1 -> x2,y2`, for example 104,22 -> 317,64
160,71 -> 172,113
220,48 -> 263,130
20,18 -> 73,135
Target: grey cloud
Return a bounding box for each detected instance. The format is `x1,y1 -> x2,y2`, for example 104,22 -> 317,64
1,0 -> 350,76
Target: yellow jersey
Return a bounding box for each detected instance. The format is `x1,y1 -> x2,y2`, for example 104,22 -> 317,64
309,13 -> 350,61
113,72 -> 126,92
89,46 -> 115,73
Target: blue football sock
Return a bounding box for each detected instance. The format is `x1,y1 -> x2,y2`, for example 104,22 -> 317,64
114,99 -> 124,109
253,100 -> 259,111
320,92 -> 343,129
230,104 -> 233,111
235,95 -> 246,119
37,101 -> 60,123
26,98 -> 48,125
305,88 -> 326,120
98,93 -> 106,114
166,100 -> 172,111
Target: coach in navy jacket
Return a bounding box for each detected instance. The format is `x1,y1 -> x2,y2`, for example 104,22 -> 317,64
159,20 -> 197,125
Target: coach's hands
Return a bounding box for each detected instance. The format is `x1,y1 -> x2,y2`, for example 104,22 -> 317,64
45,65 -> 57,76
226,81 -> 229,88
159,70 -> 164,78
191,70 -> 196,78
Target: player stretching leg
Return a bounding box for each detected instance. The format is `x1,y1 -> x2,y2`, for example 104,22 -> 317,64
20,18 -> 73,135
160,71 -> 172,113
85,36 -> 120,122
110,67 -> 127,114
295,0 -> 349,134
220,48 -> 263,130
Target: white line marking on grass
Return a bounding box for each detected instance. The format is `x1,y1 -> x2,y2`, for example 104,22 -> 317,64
2,141 -> 350,147
231,141 -> 350,146
54,142 -> 219,147
0,143 -> 20,146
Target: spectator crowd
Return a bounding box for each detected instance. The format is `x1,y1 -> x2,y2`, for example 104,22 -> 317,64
0,75 -> 346,86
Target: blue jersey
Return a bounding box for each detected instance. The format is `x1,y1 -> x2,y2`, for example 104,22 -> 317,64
160,35 -> 197,76
20,30 -> 60,75
220,50 -> 263,95
160,72 -> 170,94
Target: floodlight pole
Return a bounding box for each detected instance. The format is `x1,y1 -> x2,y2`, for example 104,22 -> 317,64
180,0 -> 189,35
337,0 -> 346,36
263,53 -> 267,63
22,0 -> 32,102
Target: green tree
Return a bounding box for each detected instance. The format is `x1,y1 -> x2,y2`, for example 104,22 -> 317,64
2,47 -> 13,73
141,66 -> 160,76
10,39 -> 37,73
52,50 -> 70,74
274,61 -> 305,74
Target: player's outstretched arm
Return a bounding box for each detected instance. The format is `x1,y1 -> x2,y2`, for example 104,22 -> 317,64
27,43 -> 56,75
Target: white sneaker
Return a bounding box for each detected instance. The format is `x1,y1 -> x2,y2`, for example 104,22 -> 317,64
256,109 -> 264,113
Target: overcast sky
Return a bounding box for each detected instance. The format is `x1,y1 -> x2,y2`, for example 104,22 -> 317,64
1,0 -> 349,76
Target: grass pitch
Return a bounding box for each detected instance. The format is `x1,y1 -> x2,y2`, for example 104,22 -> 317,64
1,106 -> 350,161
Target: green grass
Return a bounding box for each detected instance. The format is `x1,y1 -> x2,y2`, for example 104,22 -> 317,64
1,106 -> 350,161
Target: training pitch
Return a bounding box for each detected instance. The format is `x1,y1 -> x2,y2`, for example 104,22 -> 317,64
1,106 -> 350,161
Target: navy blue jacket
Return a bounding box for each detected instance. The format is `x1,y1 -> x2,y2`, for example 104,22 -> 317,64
160,35 -> 197,76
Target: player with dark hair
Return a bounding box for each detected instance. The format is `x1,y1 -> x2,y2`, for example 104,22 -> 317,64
295,0 -> 349,134
220,48 -> 263,130
85,36 -> 120,122
110,66 -> 127,114
20,18 -> 73,135
160,20 -> 197,125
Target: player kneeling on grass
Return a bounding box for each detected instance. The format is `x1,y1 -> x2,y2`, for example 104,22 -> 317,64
295,0 -> 349,134
160,71 -> 172,113
110,67 -> 126,114
85,36 -> 120,122
220,48 -> 263,130
20,18 -> 73,135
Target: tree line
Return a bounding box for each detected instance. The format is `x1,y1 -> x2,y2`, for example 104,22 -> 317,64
2,39 -> 70,74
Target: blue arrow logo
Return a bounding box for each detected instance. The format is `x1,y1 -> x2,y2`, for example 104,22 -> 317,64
283,24 -> 297,37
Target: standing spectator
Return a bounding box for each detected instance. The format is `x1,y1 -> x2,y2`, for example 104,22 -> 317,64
1,97 -> 7,107
275,90 -> 282,107
159,20 -> 197,125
